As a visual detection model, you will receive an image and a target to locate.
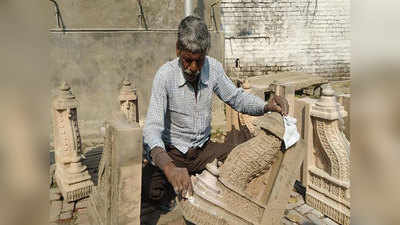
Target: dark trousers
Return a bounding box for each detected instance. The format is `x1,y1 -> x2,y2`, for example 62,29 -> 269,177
141,141 -> 233,203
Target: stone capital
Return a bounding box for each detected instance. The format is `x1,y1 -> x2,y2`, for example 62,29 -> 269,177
310,84 -> 347,120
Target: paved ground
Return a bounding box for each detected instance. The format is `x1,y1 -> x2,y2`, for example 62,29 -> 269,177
49,146 -> 341,225
49,186 -> 339,225
281,192 -> 339,225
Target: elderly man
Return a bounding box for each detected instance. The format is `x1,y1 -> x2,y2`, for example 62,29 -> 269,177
143,16 -> 288,210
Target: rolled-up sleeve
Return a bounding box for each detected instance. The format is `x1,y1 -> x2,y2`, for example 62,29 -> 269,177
143,68 -> 168,157
212,63 -> 265,116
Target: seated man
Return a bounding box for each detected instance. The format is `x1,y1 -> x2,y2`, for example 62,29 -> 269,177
142,16 -> 288,210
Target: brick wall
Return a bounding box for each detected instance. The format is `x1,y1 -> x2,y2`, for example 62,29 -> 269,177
220,0 -> 350,81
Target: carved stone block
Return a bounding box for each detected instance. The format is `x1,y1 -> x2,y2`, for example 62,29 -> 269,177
88,117 -> 142,225
178,112 -> 306,225
52,82 -> 93,202
305,84 -> 351,225
119,79 -> 139,123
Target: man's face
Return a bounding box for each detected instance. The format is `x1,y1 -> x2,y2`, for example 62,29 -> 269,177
177,49 -> 206,83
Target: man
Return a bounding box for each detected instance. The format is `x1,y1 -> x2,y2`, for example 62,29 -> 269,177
143,16 -> 288,209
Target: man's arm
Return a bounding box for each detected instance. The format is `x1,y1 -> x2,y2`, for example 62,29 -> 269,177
143,67 -> 171,165
212,62 -> 288,115
212,64 -> 265,115
143,67 -> 193,198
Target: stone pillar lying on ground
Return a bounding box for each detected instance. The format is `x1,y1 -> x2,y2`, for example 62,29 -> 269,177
178,112 -> 306,225
306,84 -> 351,225
52,81 -> 93,202
88,116 -> 142,225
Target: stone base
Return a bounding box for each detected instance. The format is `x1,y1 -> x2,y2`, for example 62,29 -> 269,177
87,189 -> 106,225
55,172 -> 93,202
306,191 -> 350,225
179,194 -> 250,225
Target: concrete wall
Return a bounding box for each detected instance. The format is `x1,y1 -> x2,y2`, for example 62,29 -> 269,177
50,31 -> 224,122
219,0 -> 350,81
49,0 -> 225,123
48,0 -> 220,30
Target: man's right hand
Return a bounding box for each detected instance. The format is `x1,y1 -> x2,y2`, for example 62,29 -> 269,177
162,162 -> 193,199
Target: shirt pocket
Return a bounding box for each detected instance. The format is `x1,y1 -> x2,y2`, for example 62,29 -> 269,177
196,111 -> 212,134
169,104 -> 190,129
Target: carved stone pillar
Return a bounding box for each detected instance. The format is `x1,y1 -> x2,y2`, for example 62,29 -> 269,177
119,79 -> 139,123
88,117 -> 142,225
179,112 -> 306,225
52,81 -> 93,202
307,84 -> 351,225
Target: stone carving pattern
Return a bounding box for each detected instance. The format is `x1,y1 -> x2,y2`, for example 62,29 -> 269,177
314,118 -> 350,181
307,193 -> 350,225
307,84 -> 350,225
180,113 -> 299,225
180,201 -> 230,225
309,173 -> 347,202
219,130 -> 281,192
52,82 -> 93,202
119,79 -> 138,123
217,182 -> 264,221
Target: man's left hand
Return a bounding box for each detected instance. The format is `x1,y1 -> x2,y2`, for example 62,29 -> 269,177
264,95 -> 289,116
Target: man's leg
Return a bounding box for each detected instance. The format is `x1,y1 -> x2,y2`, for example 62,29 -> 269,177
141,163 -> 174,205
187,141 -> 234,174
141,146 -> 193,207
141,142 -> 234,204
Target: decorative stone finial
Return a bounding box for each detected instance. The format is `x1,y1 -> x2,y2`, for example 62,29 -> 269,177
53,81 -> 79,110
321,84 -> 335,96
310,83 -> 347,120
52,81 -> 93,202
119,79 -> 139,123
119,79 -> 137,101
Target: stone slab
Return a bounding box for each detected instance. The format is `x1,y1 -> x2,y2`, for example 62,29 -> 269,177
321,217 -> 339,225
59,211 -> 74,220
308,209 -> 324,218
49,200 -> 63,222
88,118 -> 142,225
261,140 -> 306,225
285,210 -> 309,224
296,204 -> 314,215
281,217 -> 297,225
49,188 -> 62,201
305,213 -> 324,225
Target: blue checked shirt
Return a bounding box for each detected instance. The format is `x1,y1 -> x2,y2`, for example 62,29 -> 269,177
143,56 -> 265,158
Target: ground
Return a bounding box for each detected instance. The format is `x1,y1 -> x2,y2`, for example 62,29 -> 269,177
49,185 -> 339,225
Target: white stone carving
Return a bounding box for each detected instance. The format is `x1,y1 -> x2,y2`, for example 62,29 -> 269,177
307,84 -> 351,225
119,79 -> 138,123
52,81 -> 93,202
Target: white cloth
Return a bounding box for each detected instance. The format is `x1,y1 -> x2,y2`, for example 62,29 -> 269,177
283,116 -> 300,149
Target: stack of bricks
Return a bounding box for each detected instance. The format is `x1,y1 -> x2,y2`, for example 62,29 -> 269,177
220,0 -> 350,81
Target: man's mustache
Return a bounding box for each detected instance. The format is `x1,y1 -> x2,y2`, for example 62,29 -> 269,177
184,69 -> 200,77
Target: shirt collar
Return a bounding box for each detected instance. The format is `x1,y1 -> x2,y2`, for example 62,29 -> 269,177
176,57 -> 209,87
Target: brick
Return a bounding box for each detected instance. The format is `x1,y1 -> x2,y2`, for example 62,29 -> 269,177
220,0 -> 350,80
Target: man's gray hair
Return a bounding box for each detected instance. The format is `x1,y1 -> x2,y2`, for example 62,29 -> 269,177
177,16 -> 210,54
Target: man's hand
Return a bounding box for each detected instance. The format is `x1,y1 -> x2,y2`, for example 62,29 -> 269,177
162,162 -> 193,200
264,94 -> 289,116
